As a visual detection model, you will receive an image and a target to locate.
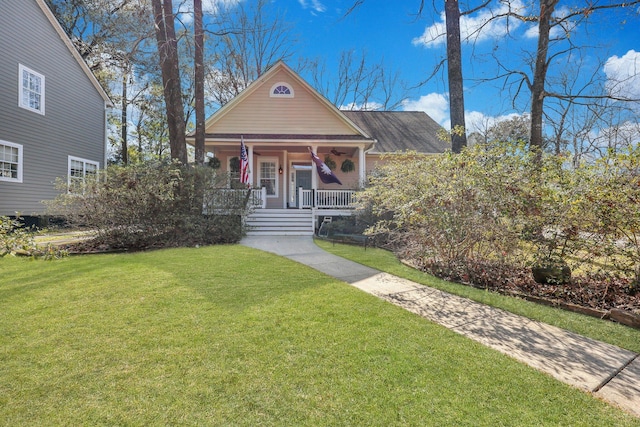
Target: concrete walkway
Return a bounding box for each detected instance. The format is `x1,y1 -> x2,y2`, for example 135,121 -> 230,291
241,235 -> 640,418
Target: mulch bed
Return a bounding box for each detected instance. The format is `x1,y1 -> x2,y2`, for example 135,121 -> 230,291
408,258 -> 640,329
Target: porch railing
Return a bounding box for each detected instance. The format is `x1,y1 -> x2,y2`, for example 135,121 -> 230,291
299,189 -> 357,209
299,188 -> 314,208
250,187 -> 267,208
205,188 -> 355,211
203,187 -> 266,213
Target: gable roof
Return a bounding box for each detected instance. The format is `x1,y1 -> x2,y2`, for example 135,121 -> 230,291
342,111 -> 448,154
35,0 -> 113,107
197,61 -> 447,154
202,61 -> 373,143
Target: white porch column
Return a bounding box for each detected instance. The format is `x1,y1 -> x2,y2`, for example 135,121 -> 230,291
358,145 -> 366,188
282,150 -> 288,208
248,144 -> 254,187
311,145 -> 318,190
311,145 -> 318,209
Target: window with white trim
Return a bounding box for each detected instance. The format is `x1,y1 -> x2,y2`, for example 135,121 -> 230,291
259,158 -> 278,197
19,64 -> 45,115
68,156 -> 99,193
0,140 -> 23,183
270,82 -> 294,98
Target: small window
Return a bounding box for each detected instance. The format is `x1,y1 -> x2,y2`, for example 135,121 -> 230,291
0,140 -> 23,183
259,159 -> 278,197
270,82 -> 294,98
68,156 -> 99,193
19,64 -> 45,115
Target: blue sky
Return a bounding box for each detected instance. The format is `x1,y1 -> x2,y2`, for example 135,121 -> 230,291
198,0 -> 639,135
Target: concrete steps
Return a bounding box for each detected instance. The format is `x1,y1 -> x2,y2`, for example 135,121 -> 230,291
245,209 -> 314,236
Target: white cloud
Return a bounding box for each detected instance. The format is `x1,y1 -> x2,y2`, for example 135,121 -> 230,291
203,0 -> 243,14
604,50 -> 640,101
401,93 -> 450,126
298,0 -> 326,13
180,13 -> 194,25
465,111 -> 524,134
523,24 -> 567,39
587,120 -> 640,150
341,102 -> 384,111
523,11 -> 576,40
179,0 -> 242,23
413,0 -> 525,48
401,92 -> 530,136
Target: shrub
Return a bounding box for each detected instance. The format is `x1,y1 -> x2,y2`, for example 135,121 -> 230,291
358,143 -> 640,284
1,216 -> 33,257
47,161 -> 250,251
0,216 -> 66,259
582,146 -> 640,290
358,144 -> 533,268
322,216 -> 369,236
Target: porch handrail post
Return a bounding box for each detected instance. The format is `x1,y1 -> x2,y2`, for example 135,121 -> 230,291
298,186 -> 303,209
261,186 -> 266,209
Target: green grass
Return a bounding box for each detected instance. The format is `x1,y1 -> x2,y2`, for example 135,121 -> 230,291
1,246 -> 639,426
316,239 -> 640,354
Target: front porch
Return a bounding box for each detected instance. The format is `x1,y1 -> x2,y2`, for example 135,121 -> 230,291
205,141 -> 368,209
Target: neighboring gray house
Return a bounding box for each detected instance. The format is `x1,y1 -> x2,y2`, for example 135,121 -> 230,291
0,0 -> 112,221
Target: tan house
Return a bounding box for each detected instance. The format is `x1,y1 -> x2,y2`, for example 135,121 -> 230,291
191,61 -> 446,235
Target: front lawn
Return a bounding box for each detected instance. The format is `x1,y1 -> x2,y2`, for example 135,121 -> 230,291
1,246 -> 638,426
316,239 -> 640,354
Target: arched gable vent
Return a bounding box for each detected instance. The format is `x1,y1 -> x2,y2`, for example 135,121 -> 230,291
270,82 -> 294,98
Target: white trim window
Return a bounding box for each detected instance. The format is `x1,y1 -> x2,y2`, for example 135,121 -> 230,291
258,158 -> 278,197
19,64 -> 45,115
270,82 -> 294,98
68,156 -> 99,193
0,140 -> 23,183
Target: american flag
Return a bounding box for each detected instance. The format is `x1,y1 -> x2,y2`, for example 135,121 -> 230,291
310,149 -> 342,185
240,137 -> 249,185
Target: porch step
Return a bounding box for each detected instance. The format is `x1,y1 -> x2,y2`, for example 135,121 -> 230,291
245,209 -> 314,236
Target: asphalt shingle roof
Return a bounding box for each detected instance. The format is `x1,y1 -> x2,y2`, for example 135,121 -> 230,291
342,111 -> 448,154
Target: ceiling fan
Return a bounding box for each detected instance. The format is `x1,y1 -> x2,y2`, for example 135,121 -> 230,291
330,148 -> 347,156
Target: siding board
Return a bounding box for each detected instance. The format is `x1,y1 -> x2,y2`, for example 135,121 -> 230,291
209,69 -> 358,136
0,0 -> 107,216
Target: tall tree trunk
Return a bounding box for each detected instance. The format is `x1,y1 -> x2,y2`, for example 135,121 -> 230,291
445,0 -> 467,153
194,0 -> 205,165
529,0 -> 559,153
121,72 -> 129,165
151,0 -> 187,164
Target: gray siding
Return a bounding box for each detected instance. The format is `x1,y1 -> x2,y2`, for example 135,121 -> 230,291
0,0 -> 107,216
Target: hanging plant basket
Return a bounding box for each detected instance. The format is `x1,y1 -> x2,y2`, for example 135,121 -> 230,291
208,157 -> 221,169
229,156 -> 240,172
341,159 -> 355,173
324,155 -> 337,171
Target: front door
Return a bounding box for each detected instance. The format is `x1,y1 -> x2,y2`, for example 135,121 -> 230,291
294,167 -> 312,208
